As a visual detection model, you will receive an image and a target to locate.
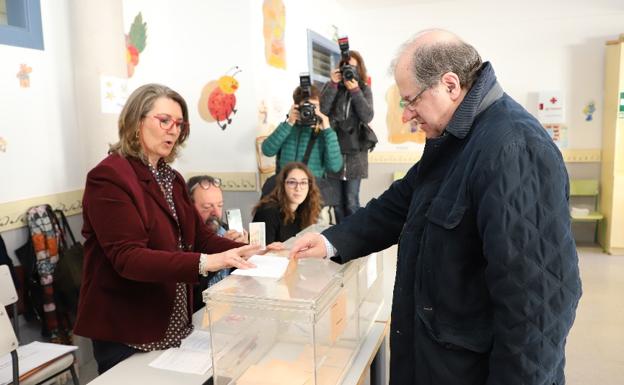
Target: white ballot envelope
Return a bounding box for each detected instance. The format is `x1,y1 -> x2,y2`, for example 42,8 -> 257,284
249,222 -> 266,249
226,208 -> 244,233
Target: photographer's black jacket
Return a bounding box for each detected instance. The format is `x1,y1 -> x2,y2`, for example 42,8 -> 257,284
323,63 -> 581,385
320,81 -> 373,179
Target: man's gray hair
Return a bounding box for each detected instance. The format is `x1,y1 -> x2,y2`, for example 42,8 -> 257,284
390,33 -> 482,90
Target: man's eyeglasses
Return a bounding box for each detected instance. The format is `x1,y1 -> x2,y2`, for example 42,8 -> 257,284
399,86 -> 429,111
189,177 -> 222,193
147,114 -> 190,134
285,179 -> 309,189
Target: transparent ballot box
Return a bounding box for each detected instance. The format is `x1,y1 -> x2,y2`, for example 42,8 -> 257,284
203,253 -> 383,385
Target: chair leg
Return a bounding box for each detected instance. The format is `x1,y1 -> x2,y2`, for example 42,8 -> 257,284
12,303 -> 19,343
69,363 -> 80,385
11,350 -> 19,385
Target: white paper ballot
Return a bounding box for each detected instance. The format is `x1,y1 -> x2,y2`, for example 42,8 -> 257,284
226,208 -> 244,233
249,222 -> 266,249
148,330 -> 212,375
231,254 -> 290,278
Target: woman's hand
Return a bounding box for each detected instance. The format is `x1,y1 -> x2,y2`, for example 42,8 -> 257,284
316,109 -> 331,130
330,68 -> 342,84
287,104 -> 299,125
203,244 -> 260,273
344,78 -> 359,91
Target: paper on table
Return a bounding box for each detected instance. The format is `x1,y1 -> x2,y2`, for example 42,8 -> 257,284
0,341 -> 77,385
148,330 -> 212,375
231,254 -> 290,278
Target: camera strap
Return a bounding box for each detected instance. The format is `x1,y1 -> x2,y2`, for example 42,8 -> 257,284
301,130 -> 319,166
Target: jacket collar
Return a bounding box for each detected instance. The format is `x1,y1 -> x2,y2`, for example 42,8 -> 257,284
445,62 -> 503,140
127,156 -> 179,225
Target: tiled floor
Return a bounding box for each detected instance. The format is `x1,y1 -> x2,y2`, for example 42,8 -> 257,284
565,247 -> 624,384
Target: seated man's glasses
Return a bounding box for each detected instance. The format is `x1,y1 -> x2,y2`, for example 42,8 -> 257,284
147,114 -> 190,134
189,176 -> 222,193
285,179 -> 309,189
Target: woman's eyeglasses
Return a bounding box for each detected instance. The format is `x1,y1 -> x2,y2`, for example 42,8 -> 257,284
285,179 -> 309,189
147,114 -> 190,134
189,177 -> 222,193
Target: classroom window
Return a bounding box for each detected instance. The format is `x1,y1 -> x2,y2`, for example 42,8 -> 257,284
307,29 -> 340,89
0,0 -> 44,50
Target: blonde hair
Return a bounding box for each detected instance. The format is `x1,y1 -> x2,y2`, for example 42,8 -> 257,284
109,83 -> 190,163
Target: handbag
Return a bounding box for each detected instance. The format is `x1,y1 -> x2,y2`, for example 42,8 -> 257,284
359,122 -> 378,152
52,209 -> 84,317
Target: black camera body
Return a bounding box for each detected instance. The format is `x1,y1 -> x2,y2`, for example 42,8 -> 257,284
338,36 -> 358,82
297,73 -> 317,126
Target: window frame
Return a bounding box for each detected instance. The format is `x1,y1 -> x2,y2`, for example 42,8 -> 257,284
0,0 -> 44,50
306,29 -> 340,88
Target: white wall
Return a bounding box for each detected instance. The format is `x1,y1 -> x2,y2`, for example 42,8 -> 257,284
121,0 -> 346,174
340,0 -> 624,151
0,0 -> 83,203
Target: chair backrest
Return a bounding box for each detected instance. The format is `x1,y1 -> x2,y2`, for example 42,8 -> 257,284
0,303 -> 18,356
0,264 -> 18,306
570,179 -> 599,196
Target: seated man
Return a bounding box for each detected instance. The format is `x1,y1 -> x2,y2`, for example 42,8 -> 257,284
187,175 -> 249,311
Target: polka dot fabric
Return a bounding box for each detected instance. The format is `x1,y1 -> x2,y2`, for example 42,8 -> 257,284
129,160 -> 193,351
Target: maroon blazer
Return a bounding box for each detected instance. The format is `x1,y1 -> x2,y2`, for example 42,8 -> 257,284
73,154 -> 242,344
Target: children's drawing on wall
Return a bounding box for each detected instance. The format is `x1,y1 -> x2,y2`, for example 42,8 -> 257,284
257,100 -> 276,136
100,75 -> 129,114
385,84 -> 425,144
0,137 -> 7,153
263,0 -> 286,69
16,64 -> 32,88
198,67 -> 241,130
583,101 -> 596,121
543,124 -> 568,149
126,12 -> 147,77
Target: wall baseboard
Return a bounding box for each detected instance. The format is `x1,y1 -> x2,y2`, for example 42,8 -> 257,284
0,189 -> 84,232
185,172 -> 258,191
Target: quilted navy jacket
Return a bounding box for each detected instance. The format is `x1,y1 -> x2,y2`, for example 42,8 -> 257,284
324,63 -> 582,385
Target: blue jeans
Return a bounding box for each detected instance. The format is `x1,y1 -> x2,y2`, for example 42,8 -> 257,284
331,179 -> 361,223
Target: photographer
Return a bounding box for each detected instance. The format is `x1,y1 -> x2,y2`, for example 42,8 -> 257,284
320,49 -> 374,223
261,82 -> 342,202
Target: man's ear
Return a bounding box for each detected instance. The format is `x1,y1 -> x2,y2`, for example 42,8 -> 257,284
440,72 -> 461,99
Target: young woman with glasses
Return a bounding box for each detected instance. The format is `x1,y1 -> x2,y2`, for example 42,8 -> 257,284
252,162 -> 322,244
74,84 -> 263,374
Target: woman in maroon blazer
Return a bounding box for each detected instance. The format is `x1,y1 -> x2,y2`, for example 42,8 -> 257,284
73,84 -> 259,374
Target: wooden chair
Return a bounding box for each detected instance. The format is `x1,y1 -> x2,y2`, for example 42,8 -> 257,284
0,265 -> 79,385
569,179 -> 604,244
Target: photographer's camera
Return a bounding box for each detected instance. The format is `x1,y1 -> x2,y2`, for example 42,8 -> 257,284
338,36 -> 358,82
297,73 -> 318,126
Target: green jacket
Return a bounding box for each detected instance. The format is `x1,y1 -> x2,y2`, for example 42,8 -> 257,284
261,121 -> 343,178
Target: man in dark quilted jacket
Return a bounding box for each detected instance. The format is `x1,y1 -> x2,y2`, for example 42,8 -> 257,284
291,28 -> 582,385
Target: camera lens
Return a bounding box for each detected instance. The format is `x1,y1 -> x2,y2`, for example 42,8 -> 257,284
297,101 -> 317,126
341,65 -> 357,81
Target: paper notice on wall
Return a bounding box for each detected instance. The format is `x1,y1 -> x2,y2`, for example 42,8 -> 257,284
543,123 -> 568,149
537,91 -> 565,124
100,75 -> 129,114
